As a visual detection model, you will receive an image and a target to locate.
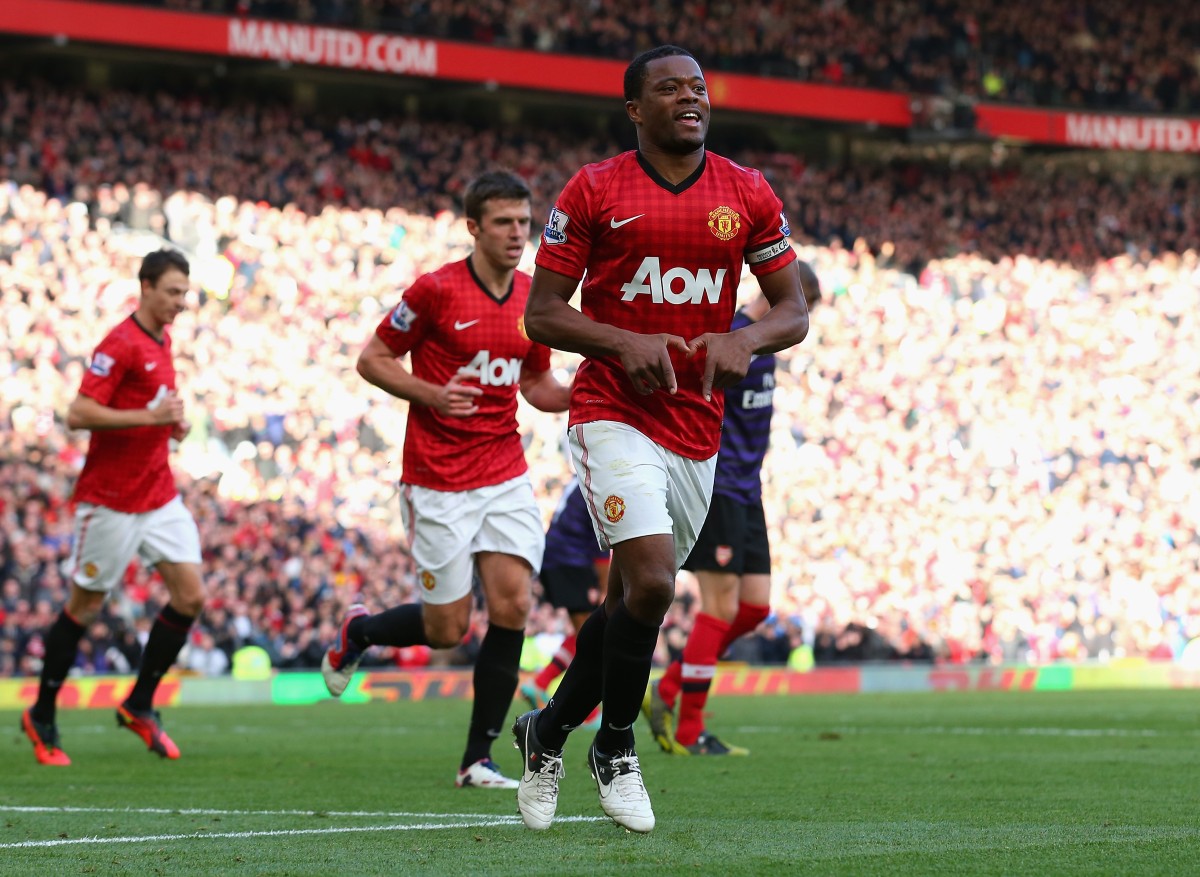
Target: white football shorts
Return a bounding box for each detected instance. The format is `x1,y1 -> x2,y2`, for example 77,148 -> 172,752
70,496 -> 203,593
401,474 -> 544,605
569,420 -> 716,570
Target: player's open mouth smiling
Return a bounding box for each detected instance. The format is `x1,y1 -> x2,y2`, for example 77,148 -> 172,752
676,110 -> 703,128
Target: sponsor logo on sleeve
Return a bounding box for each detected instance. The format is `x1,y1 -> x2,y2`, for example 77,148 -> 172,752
89,352 -> 115,377
389,300 -> 418,332
779,210 -> 791,237
708,205 -> 742,241
543,206 -> 569,245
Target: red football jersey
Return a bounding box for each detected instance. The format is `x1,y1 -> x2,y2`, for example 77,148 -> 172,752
73,316 -> 179,513
535,150 -> 796,460
375,258 -> 553,491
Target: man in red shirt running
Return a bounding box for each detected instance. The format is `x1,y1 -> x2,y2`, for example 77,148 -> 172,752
512,45 -> 810,832
321,171 -> 570,789
22,249 -> 204,766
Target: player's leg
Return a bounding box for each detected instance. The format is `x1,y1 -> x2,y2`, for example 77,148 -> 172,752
321,484 -> 473,695
679,499 -> 771,755
118,497 -> 204,759
454,551 -> 531,789
721,499 -> 772,650
456,475 -> 541,789
673,569 -> 737,751
550,422 -> 712,832
24,504 -> 135,765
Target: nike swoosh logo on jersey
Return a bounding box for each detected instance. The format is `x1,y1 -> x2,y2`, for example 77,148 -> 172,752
610,214 -> 645,228
454,319 -> 480,331
144,362 -> 157,371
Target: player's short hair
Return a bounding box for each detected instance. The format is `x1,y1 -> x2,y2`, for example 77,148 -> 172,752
624,45 -> 697,102
138,249 -> 190,285
463,171 -> 531,223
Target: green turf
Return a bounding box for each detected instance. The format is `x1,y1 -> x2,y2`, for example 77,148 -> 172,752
3,689 -> 1198,875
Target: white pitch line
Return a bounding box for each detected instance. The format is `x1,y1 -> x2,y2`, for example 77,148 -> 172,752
0,814 -> 608,849
829,725 -> 1194,738
0,821 -> 512,849
0,805 -> 522,819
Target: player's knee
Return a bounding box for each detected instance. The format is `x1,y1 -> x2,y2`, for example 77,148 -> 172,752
624,576 -> 674,625
490,592 -> 531,629
423,619 -> 467,650
66,588 -> 107,625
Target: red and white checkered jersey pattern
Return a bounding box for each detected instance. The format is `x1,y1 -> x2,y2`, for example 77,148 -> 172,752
375,258 -> 552,491
74,316 -> 179,513
535,150 -> 795,460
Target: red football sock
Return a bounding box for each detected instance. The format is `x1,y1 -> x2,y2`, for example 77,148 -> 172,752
675,612 -> 731,747
534,633 -> 576,691
657,659 -> 682,710
720,601 -> 770,652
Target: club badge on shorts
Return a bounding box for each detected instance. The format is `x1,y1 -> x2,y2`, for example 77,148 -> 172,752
421,571 -> 436,591
714,546 -> 733,567
604,495 -> 625,523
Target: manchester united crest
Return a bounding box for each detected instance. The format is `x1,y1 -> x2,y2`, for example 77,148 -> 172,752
82,562 -> 99,578
421,570 -> 436,591
708,205 -> 741,241
604,495 -> 626,523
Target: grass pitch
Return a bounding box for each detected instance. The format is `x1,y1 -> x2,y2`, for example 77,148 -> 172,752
2,689 -> 1198,875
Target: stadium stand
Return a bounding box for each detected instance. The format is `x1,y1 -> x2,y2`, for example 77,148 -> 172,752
94,0 -> 1200,112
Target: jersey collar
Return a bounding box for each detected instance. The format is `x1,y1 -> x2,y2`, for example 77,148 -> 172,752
466,254 -> 514,305
636,151 -> 707,195
130,314 -> 165,345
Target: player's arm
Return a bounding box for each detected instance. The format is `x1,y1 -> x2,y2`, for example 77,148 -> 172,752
736,259 -> 810,355
525,266 -> 689,395
518,365 -> 570,413
66,392 -> 183,431
686,260 -> 809,401
356,334 -> 481,417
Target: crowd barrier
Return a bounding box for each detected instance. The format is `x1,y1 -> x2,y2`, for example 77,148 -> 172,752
4,660 -> 1198,710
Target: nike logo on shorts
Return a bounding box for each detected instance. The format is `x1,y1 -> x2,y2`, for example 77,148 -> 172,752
610,214 -> 645,229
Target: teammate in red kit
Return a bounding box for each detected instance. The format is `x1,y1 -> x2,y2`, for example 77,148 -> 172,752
321,171 -> 570,789
22,249 -> 204,766
512,45 -> 809,832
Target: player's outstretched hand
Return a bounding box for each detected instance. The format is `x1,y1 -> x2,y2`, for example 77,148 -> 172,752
617,332 -> 690,395
436,369 -> 485,417
686,332 -> 755,402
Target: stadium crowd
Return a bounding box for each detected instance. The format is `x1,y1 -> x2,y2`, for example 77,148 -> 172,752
104,0 -> 1200,113
3,147 -> 1199,679
4,80 -> 1198,274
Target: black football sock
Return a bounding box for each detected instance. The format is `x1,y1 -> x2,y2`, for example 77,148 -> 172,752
461,623 -> 524,770
535,604 -> 608,751
593,601 -> 660,755
125,605 -> 194,711
30,610 -> 87,724
348,604 -> 429,648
